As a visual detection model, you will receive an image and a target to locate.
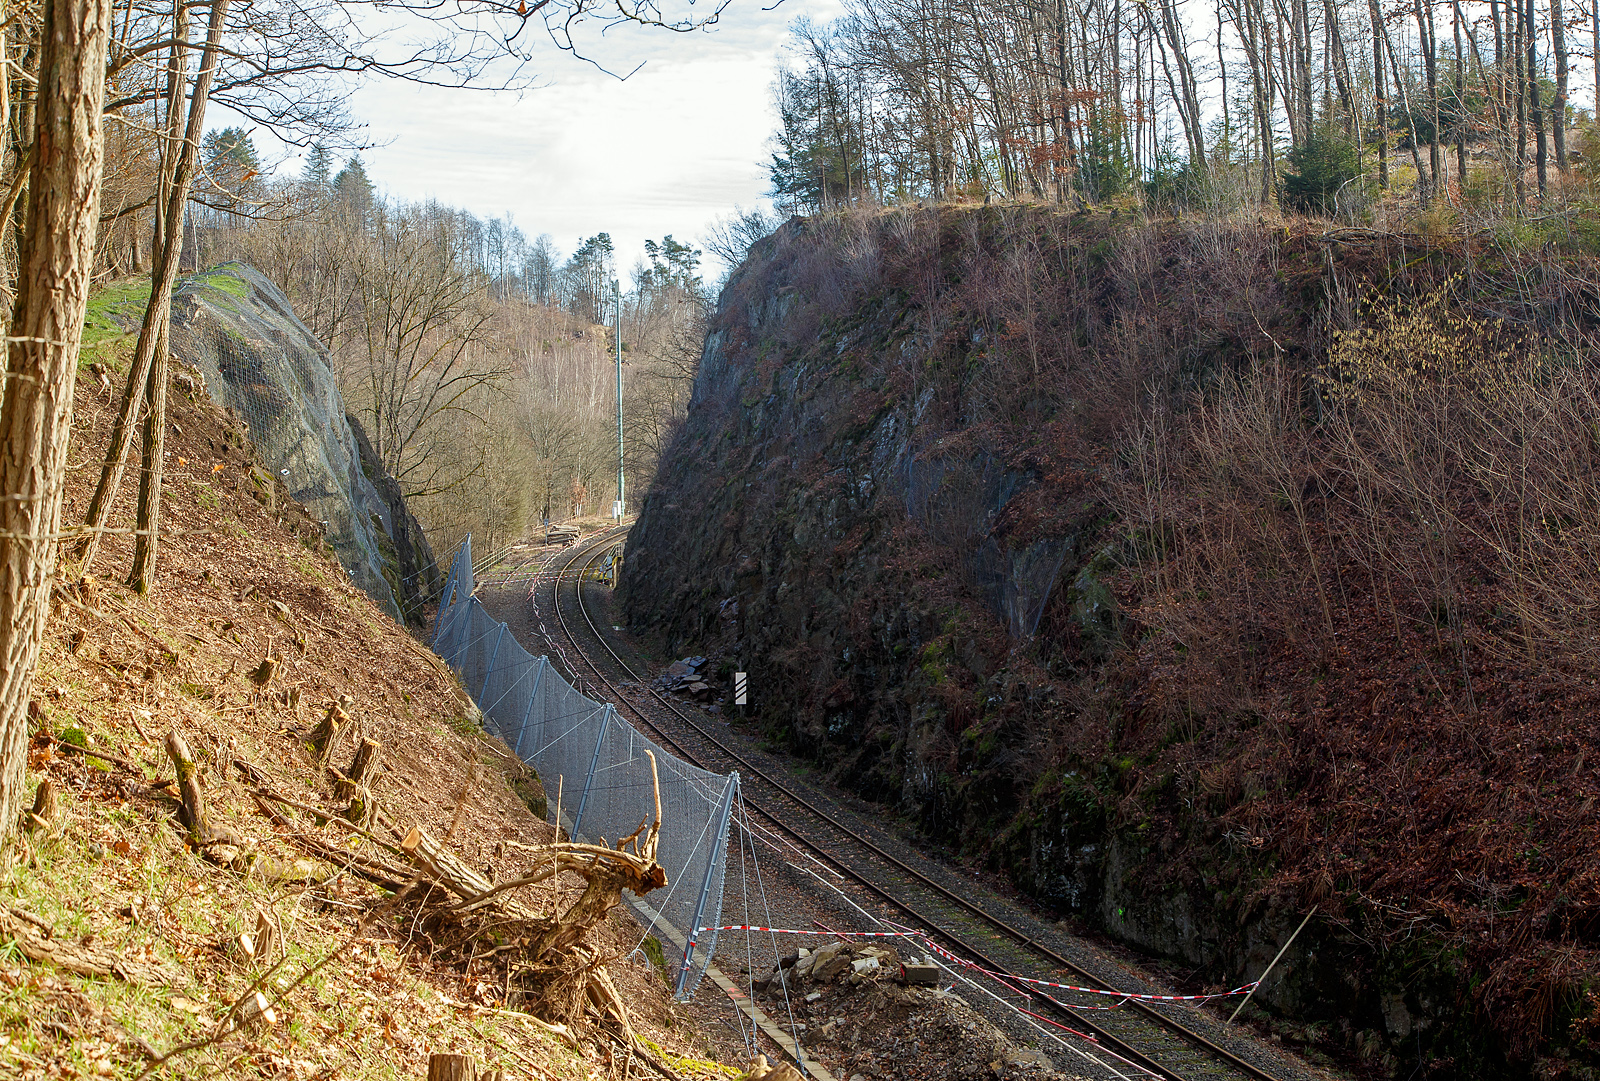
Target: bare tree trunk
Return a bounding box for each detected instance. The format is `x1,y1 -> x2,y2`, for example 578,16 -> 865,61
1454,3 -> 1468,185
1369,0 -> 1389,188
1513,0 -> 1528,205
74,0 -> 188,572
1381,14 -> 1431,204
1551,0 -> 1567,171
1322,0 -> 1357,135
125,0 -> 233,592
1526,0 -> 1546,199
0,0 -> 112,845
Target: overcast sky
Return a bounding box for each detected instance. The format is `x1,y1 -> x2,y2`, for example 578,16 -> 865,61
294,1 -> 841,277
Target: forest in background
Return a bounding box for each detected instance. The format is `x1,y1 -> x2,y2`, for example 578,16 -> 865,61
185,141 -> 712,558
767,0 -> 1600,221
97,130 -> 711,560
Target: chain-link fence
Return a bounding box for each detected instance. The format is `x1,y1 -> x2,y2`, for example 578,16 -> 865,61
432,536 -> 737,998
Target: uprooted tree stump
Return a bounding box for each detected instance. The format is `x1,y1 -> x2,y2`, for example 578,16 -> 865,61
398,751 -> 670,1043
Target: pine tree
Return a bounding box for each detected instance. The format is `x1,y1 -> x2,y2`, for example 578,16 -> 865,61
333,155 -> 373,213
201,127 -> 262,207
303,142 -> 333,188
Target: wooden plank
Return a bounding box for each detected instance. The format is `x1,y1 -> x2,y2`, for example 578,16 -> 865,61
628,898 -> 835,1081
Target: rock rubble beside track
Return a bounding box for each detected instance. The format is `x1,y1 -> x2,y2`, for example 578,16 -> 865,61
472,532 -> 1346,1081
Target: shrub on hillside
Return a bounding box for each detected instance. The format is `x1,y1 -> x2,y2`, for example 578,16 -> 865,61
1281,129 -> 1362,216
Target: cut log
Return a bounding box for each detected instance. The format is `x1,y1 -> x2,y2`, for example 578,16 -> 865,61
0,906 -> 177,984
427,1053 -> 475,1081
25,778 -> 58,831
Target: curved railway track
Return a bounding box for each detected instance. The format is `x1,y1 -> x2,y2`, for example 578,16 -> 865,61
511,529 -> 1296,1081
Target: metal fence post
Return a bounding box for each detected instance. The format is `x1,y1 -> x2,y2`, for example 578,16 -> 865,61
569,704 -> 614,838
514,657 -> 548,759
674,773 -> 740,999
480,624 -> 507,700
431,558 -> 458,646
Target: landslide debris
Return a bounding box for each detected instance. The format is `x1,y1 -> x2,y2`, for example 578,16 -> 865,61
748,941 -> 1080,1081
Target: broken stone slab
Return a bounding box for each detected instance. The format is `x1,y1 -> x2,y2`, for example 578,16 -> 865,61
812,950 -> 854,982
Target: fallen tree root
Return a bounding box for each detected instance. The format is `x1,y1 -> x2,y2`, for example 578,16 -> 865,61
398,750 -> 670,1039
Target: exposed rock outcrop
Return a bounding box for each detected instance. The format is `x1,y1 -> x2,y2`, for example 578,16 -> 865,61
164,262 -> 436,621
623,208 -> 1600,1075
346,412 -> 440,624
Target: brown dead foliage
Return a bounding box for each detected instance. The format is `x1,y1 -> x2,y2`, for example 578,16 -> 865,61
0,343 -> 724,1080
629,204 -> 1600,1068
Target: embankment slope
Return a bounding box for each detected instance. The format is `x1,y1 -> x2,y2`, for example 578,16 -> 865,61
623,207 -> 1600,1076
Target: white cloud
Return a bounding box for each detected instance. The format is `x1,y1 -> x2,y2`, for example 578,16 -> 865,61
320,0 -> 839,274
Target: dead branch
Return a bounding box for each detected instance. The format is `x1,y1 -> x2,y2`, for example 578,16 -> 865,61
0,905 -> 178,985
393,750 -> 669,1032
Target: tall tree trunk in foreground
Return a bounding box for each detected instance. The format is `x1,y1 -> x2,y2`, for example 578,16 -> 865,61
74,0 -> 189,573
0,0 -> 113,844
129,0 -> 233,593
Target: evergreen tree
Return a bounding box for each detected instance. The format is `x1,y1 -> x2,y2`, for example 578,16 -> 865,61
333,155 -> 374,213
200,127 -> 263,210
202,127 -> 260,173
1281,128 -> 1361,215
564,233 -> 614,324
303,142 -> 333,188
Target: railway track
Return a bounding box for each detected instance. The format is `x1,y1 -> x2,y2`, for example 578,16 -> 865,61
503,529 -> 1300,1081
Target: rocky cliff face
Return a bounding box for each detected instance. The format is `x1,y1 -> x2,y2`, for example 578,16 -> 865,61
345,412 -> 441,623
165,262 -> 437,622
624,208 -> 1600,1074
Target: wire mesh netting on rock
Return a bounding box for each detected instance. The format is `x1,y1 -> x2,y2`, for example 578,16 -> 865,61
431,537 -> 736,997
166,262 -> 401,620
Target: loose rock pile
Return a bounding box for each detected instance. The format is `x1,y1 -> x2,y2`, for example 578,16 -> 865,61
748,941 -> 1087,1081
653,656 -> 714,700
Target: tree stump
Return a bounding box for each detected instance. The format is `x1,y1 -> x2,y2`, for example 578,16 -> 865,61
25,778 -> 58,832
337,737 -> 380,799
252,908 -> 277,963
310,702 -> 347,766
165,732 -> 211,842
426,1053 -> 475,1081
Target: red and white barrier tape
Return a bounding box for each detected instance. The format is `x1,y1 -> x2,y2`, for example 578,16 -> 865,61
918,935 -> 1258,1005
698,925 -> 921,938
701,924 -> 1258,1007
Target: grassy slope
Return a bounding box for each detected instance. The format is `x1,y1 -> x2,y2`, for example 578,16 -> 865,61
0,305 -> 727,1080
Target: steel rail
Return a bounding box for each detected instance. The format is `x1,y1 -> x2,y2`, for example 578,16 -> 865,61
519,533 -> 1283,1081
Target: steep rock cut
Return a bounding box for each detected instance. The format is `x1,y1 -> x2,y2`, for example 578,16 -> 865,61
624,208 -> 1600,1076
162,262 -> 437,622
